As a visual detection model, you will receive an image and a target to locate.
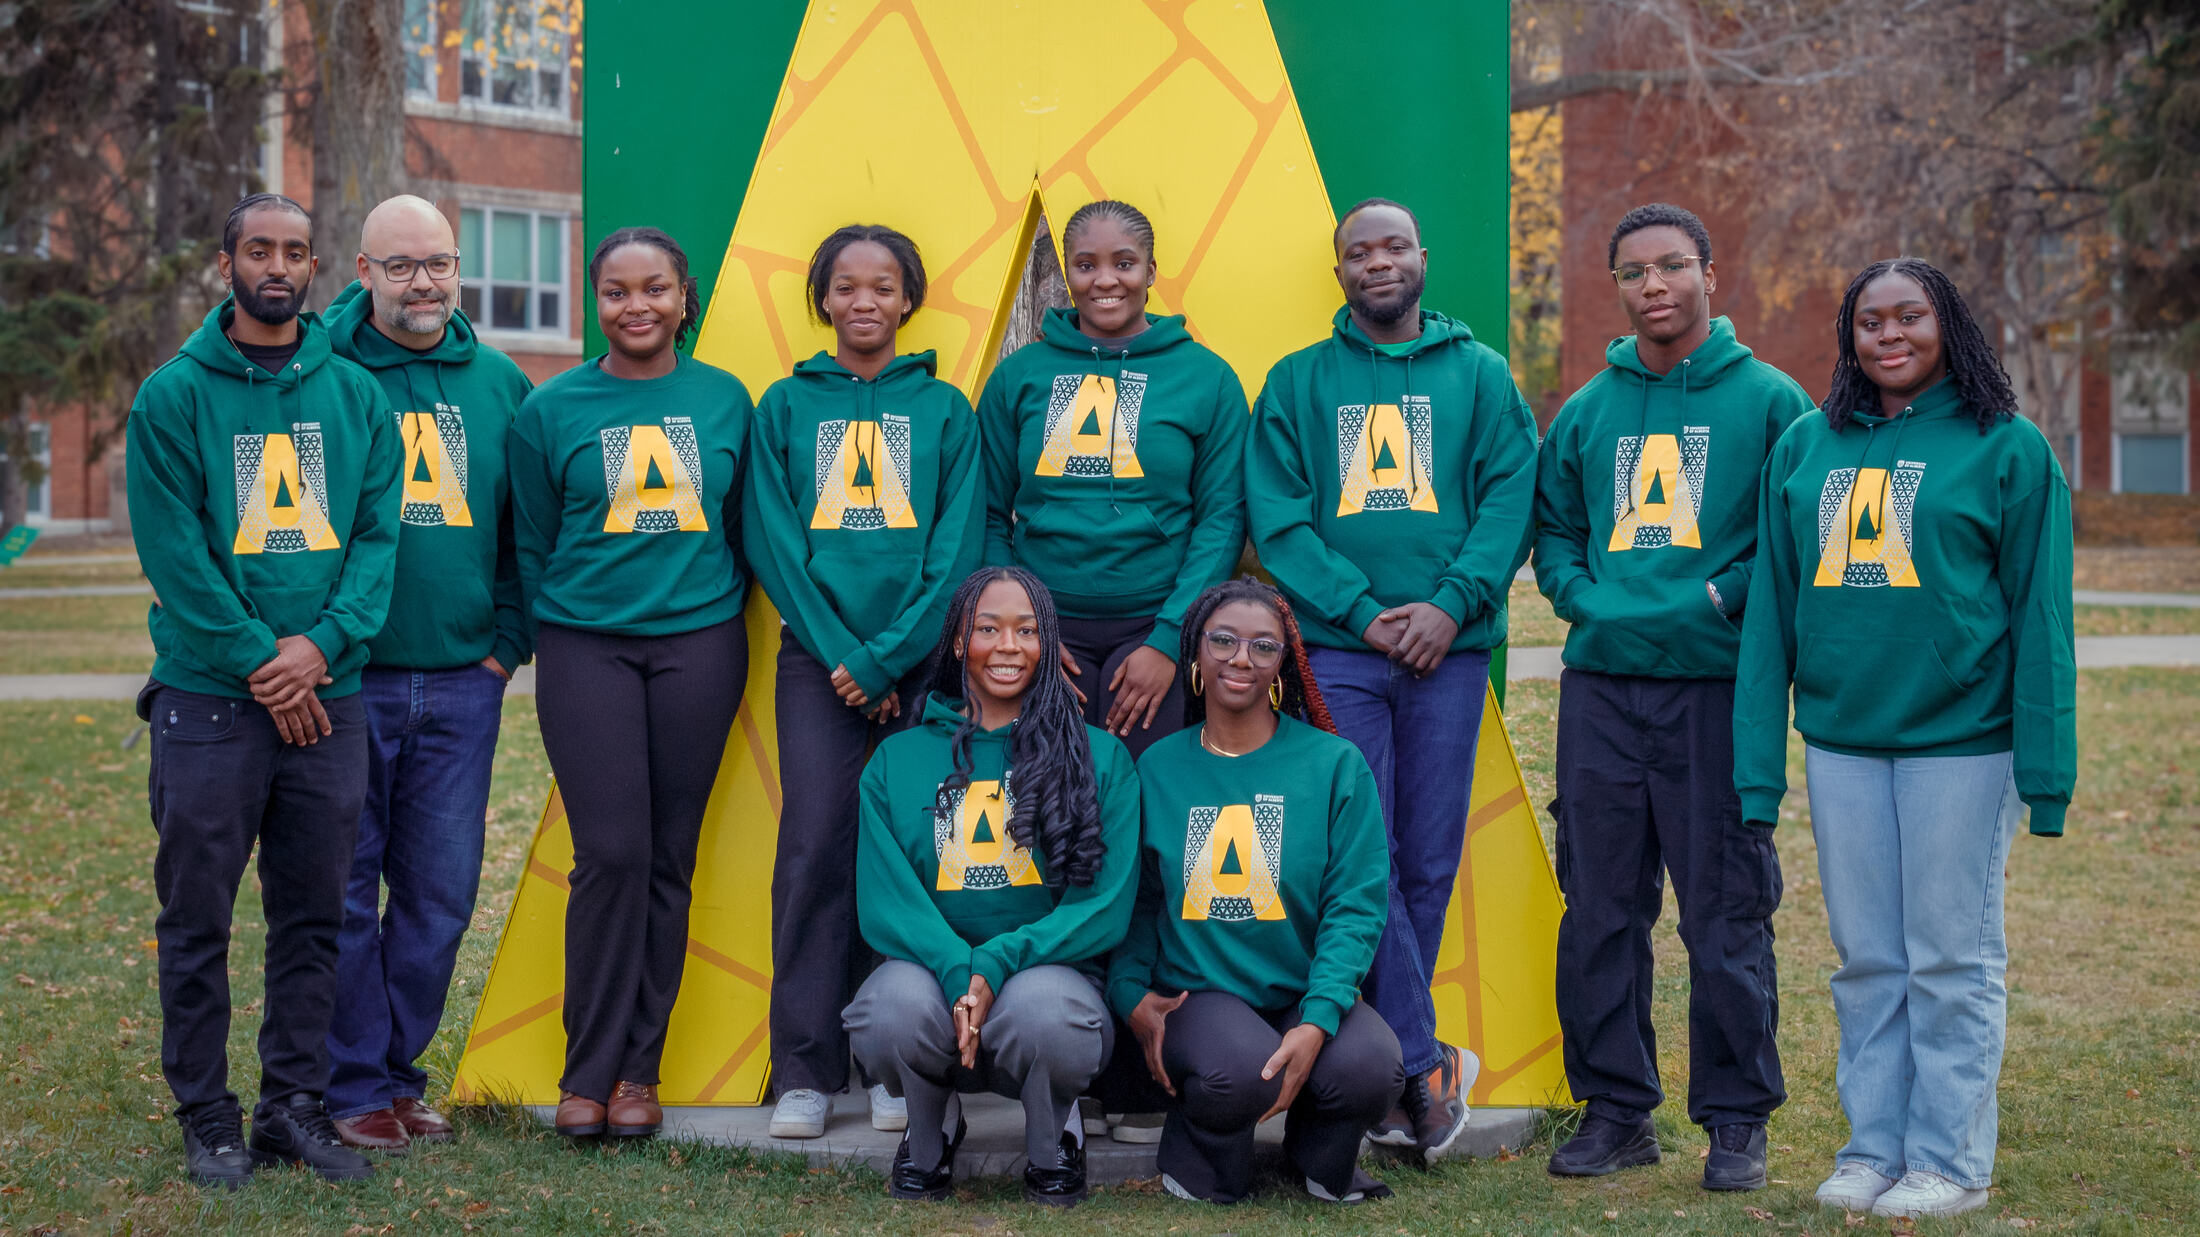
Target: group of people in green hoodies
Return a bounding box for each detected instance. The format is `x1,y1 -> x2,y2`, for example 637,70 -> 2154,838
127,183 -> 2073,1221
1534,204 -> 2075,1221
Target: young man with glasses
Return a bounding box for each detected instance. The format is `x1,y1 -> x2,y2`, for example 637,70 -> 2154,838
1532,203 -> 1814,1190
129,193 -> 402,1187
320,194 -> 534,1154
1246,198 -> 1539,1162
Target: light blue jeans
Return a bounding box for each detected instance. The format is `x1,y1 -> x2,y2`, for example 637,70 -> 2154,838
1804,746 -> 2021,1189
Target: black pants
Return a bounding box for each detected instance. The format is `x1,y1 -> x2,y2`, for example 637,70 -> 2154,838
143,682 -> 368,1117
1058,614 -> 1185,760
768,636 -> 923,1094
1157,993 -> 1402,1203
1552,669 -> 1785,1129
535,618 -> 746,1102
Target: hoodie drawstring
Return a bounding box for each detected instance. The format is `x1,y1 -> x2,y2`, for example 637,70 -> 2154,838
1093,344 -> 1128,514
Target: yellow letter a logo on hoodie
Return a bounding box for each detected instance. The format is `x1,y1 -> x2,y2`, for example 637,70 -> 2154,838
233,431 -> 341,554
1182,802 -> 1286,922
400,410 -> 473,528
1337,400 -> 1438,516
601,419 -> 709,534
1037,372 -> 1145,479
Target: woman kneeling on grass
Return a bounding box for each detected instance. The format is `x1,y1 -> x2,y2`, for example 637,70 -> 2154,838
1734,257 -> 2075,1219
843,566 -> 1139,1207
1107,577 -> 1402,1205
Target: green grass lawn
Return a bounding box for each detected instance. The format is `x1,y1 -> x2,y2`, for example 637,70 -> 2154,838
3,671 -> 2194,1234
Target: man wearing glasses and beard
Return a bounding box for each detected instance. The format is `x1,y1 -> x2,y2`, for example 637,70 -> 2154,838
319,195 -> 535,1155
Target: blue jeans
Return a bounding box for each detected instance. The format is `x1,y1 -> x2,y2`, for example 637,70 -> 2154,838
1804,746 -> 2021,1189
326,663 -> 506,1120
1307,644 -> 1490,1078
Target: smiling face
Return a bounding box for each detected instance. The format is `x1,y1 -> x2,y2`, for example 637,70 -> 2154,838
1612,223 -> 1714,348
1335,204 -> 1426,331
1198,599 -> 1285,718
219,205 -> 316,327
1853,272 -> 1946,407
594,242 -> 684,363
959,576 -> 1040,715
1064,216 -> 1155,339
822,239 -> 909,359
359,197 -> 459,340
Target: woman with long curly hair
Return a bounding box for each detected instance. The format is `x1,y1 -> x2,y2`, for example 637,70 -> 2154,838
1734,257 -> 2075,1219
1105,577 -> 1400,1205
842,566 -> 1139,1208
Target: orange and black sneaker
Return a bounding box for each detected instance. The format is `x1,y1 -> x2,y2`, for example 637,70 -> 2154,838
1368,1101 -> 1415,1148
1400,1043 -> 1479,1163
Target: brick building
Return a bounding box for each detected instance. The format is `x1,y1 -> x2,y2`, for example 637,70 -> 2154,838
24,0 -> 583,533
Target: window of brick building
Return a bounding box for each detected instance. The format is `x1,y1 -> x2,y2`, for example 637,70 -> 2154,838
459,0 -> 571,116
2111,350 -> 2190,495
403,0 -> 438,99
459,206 -> 566,335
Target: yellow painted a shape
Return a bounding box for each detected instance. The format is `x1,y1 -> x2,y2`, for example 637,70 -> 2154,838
233,431 -> 340,554
601,422 -> 709,534
401,411 -> 472,527
457,0 -> 1565,1111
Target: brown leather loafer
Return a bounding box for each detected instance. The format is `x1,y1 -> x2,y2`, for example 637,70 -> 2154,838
393,1096 -> 455,1143
333,1108 -> 410,1153
555,1091 -> 606,1139
607,1081 -> 661,1138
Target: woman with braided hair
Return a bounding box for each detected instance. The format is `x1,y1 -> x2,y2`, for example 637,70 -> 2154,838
1734,258 -> 2075,1218
843,566 -> 1139,1207
510,226 -> 752,1141
1104,577 -> 1401,1204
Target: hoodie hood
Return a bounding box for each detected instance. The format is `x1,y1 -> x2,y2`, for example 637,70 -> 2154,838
918,690 -> 1016,741
1331,305 -> 1476,358
1604,315 -> 1753,386
1843,373 -> 1967,429
325,278 -> 479,369
790,348 -> 939,382
1037,307 -> 1193,357
179,297 -> 335,387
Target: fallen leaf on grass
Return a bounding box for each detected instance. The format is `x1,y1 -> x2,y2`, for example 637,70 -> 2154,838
12,974 -> 31,986
74,715 -> 95,725
1603,1210 -> 1619,1221
1745,1207 -> 1774,1221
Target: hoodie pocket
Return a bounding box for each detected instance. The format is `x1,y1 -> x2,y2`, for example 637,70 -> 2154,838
1012,497 -> 1173,603
809,547 -> 922,641
1562,576 -> 1737,674
1792,634 -> 1972,744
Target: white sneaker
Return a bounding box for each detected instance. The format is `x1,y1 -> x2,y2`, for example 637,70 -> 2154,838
1160,1172 -> 1207,1202
867,1084 -> 906,1132
768,1088 -> 829,1139
1304,1174 -> 1366,1203
1111,1111 -> 1166,1143
1871,1169 -> 1990,1217
1077,1097 -> 1109,1137
1814,1160 -> 1898,1210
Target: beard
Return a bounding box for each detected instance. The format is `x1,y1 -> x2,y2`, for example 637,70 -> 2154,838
1345,265 -> 1425,329
231,267 -> 310,326
376,286 -> 455,336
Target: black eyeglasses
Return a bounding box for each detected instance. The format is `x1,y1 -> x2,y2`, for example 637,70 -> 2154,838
1205,630 -> 1284,668
365,253 -> 460,281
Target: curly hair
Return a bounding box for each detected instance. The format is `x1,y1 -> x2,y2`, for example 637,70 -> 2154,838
1825,256 -> 2017,433
1606,202 -> 1711,270
924,566 -> 1106,888
588,226 -> 703,351
804,223 -> 928,326
1177,576 -> 1336,735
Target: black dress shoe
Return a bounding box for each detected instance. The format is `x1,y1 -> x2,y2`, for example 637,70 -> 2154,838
1023,1132 -> 1088,1207
888,1114 -> 966,1201
250,1094 -> 374,1182
1548,1112 -> 1660,1177
180,1103 -> 253,1190
1703,1122 -> 1768,1191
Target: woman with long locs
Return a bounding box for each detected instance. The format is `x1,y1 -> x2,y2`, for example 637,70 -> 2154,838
1733,257 -> 2076,1219
842,567 -> 1140,1208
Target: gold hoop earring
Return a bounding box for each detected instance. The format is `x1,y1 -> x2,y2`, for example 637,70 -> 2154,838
1189,664 -> 1203,697
1269,679 -> 1284,710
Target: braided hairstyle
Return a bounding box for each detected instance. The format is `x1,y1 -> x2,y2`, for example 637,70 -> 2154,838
1061,199 -> 1156,263
588,226 -> 703,351
223,193 -> 310,255
1178,576 -> 1336,735
924,566 -> 1106,888
1825,257 -> 2017,433
805,223 -> 928,325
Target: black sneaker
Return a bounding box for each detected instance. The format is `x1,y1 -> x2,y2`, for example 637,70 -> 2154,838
180,1103 -> 253,1190
1703,1122 -> 1768,1191
1547,1112 -> 1660,1177
1023,1131 -> 1088,1207
888,1114 -> 965,1201
249,1094 -> 374,1182
1399,1043 -> 1475,1163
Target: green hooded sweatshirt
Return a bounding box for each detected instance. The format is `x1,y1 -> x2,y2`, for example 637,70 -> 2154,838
1246,307 -> 1538,651
978,308 -> 1249,657
1534,317 -> 1817,678
325,280 -> 534,674
743,351 -> 983,700
1734,378 -> 2077,835
1104,717 -> 1389,1037
126,298 -> 403,698
856,693 -> 1141,996
508,355 -> 753,638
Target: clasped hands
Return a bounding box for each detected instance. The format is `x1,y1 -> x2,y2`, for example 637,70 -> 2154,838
1362,601 -> 1459,675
